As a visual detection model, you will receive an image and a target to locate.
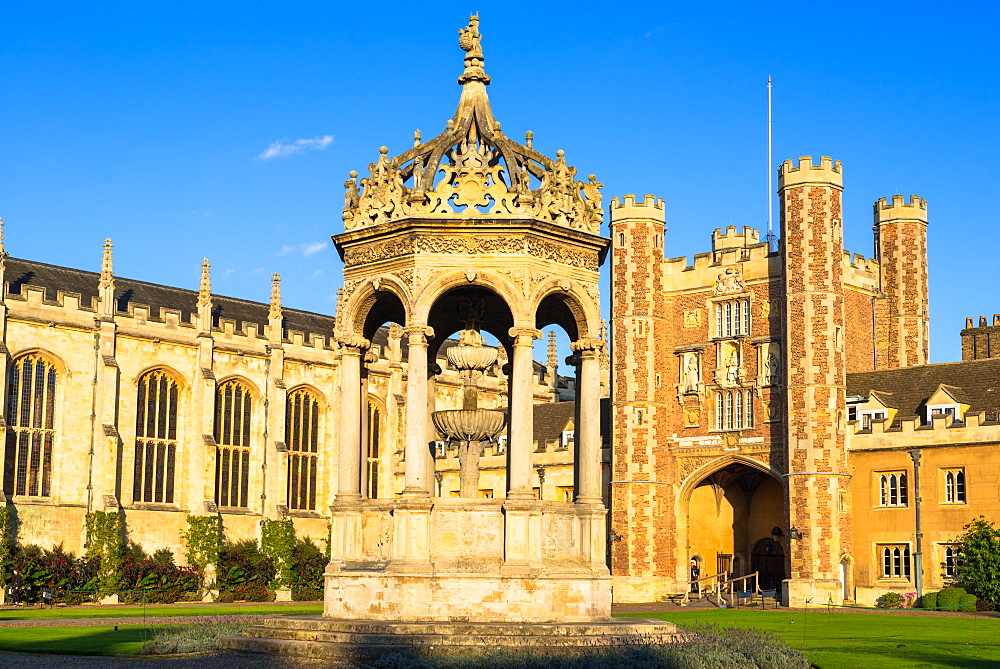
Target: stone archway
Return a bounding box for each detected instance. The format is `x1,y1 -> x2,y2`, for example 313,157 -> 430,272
686,461 -> 784,588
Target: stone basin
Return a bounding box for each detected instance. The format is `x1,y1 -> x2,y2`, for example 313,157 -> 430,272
432,409 -> 506,442
446,343 -> 498,372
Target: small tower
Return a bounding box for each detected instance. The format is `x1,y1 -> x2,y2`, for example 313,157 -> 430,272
546,329 -> 558,399
873,195 -> 929,368
608,194 -> 669,589
268,272 -> 283,344
778,156 -> 849,607
197,259 -> 212,333
98,239 -> 115,318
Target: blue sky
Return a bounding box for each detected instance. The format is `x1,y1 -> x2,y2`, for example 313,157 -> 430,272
2,2 -> 997,363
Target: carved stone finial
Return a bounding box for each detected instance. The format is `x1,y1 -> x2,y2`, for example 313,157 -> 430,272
547,330 -> 558,368
197,259 -> 211,308
457,12 -> 490,85
99,238 -> 114,289
269,272 -> 282,321
525,131 -> 533,148
0,217 -> 6,269
413,129 -> 422,147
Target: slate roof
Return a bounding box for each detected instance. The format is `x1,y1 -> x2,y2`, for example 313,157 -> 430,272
847,357 -> 1000,424
5,257 -> 570,378
531,398 -> 611,445
6,257 -> 335,337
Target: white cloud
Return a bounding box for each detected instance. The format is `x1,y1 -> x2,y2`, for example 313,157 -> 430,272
276,241 -> 328,257
223,268 -> 235,277
301,241 -> 328,257
311,269 -> 324,279
256,135 -> 334,160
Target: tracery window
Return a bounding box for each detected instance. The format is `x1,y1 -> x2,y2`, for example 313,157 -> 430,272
133,370 -> 179,504
286,388 -> 319,511
715,299 -> 750,338
878,472 -> 908,507
215,380 -> 252,508
880,545 -> 911,579
5,355 -> 57,497
944,546 -> 958,579
943,468 -> 966,504
715,390 -> 754,430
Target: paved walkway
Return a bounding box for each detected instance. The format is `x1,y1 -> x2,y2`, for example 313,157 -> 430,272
0,650 -> 361,668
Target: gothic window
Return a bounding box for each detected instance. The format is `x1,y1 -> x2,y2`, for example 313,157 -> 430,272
715,390 -> 753,430
133,370 -> 179,504
286,388 -> 319,511
878,472 -> 908,507
944,546 -> 959,579
214,380 -> 252,508
880,545 -> 911,579
366,401 -> 381,499
715,299 -> 750,338
943,468 -> 966,503
5,354 -> 57,497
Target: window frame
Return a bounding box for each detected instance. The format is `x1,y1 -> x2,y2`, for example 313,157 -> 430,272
286,387 -> 321,511
713,298 -> 751,339
6,354 -> 59,499
877,471 -> 909,508
942,468 -> 966,504
879,544 -> 912,580
214,379 -> 254,509
133,369 -> 180,505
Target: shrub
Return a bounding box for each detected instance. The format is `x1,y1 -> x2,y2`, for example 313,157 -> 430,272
215,540 -> 275,596
921,591 -> 938,609
13,544 -> 98,604
291,587 -> 323,601
231,582 -> 274,602
120,543 -> 198,604
876,592 -> 906,608
181,515 -> 222,587
260,518 -> 295,587
289,537 -> 326,592
938,586 -> 967,610
85,511 -> 125,596
141,615 -> 264,654
958,593 -> 978,612
955,516 -> 1000,611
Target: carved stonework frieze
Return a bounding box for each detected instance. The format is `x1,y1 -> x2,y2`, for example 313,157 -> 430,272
683,310 -> 702,328
679,456 -> 717,481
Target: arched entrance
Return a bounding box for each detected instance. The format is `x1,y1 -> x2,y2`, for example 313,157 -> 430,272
686,461 -> 786,590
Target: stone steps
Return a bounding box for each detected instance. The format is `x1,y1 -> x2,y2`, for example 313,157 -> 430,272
222,615 -> 682,660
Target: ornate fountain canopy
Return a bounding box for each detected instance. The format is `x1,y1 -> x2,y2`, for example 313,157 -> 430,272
342,14 -> 603,235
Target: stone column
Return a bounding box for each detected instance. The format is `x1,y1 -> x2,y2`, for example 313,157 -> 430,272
507,327 -> 540,498
502,327 -> 542,575
328,334 -> 367,571
336,336 -> 367,502
573,339 -> 602,505
403,325 -> 434,496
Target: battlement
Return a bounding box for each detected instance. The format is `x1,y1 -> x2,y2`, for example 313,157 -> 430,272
777,155 -> 843,189
874,194 -> 928,224
965,315 -> 1000,329
850,410 -> 1000,448
711,226 -> 760,251
609,194 -> 666,223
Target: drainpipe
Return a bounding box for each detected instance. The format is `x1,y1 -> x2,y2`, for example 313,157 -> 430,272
909,449 -> 923,601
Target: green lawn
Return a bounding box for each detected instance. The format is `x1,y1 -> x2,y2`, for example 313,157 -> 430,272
0,602 -> 323,621
645,609 -> 1000,668
0,625 -> 159,656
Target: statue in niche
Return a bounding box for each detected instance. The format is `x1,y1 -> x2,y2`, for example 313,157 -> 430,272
726,350 -> 741,385
682,353 -> 699,393
764,348 -> 781,385
714,267 -> 745,295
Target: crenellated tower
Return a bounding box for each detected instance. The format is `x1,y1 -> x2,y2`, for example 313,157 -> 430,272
873,195 -> 929,369
778,156 -> 850,606
608,194 -> 672,598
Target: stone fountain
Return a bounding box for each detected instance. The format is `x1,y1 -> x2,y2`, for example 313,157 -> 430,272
432,328 -> 506,497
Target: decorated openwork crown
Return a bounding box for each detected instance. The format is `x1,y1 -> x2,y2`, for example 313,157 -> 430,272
342,14 -> 603,234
